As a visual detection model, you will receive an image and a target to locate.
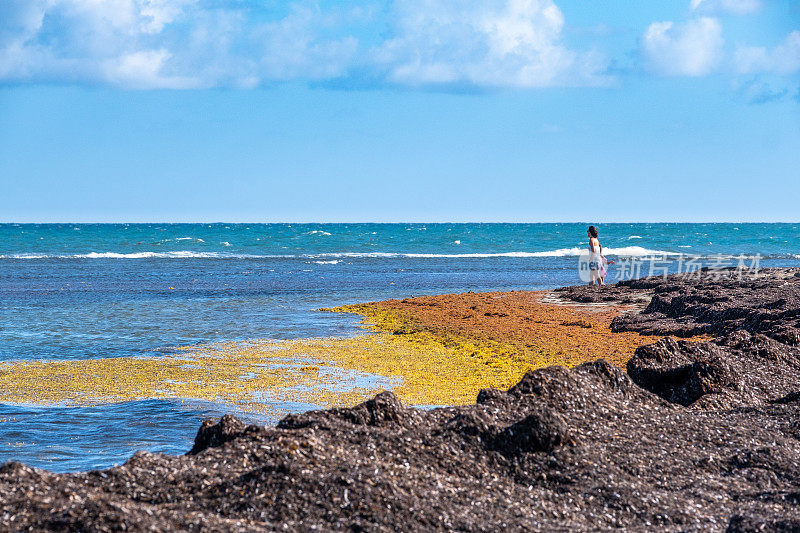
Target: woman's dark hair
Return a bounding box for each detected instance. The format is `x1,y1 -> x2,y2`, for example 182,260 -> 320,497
588,226 -> 598,238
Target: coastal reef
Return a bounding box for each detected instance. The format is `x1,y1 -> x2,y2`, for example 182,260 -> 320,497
2,268 -> 800,530
556,268 -> 800,409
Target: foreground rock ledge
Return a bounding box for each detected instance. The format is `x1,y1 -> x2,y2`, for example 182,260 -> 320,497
2,270 -> 800,532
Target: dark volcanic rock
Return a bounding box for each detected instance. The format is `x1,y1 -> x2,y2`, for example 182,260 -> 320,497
3,270 -> 800,531
554,275 -> 665,305
190,414 -> 264,454
623,317 -> 800,408
491,409 -> 572,455
564,269 -> 800,408
609,268 -> 800,341
727,514 -> 800,533
627,337 -> 742,406
277,390 -> 415,430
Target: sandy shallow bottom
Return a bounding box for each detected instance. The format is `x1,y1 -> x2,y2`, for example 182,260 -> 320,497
0,290 -> 689,415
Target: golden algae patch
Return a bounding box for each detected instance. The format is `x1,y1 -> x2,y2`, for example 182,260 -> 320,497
0,339 -> 397,416
0,331 -> 530,412
0,290 -> 699,413
326,290 -> 709,403
329,290 -> 664,370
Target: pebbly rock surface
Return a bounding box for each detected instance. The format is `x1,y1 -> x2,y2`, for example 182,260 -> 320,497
560,268 -> 800,409
2,270 -> 800,531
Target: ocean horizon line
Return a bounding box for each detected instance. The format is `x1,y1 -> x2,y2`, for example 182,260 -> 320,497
1,220 -> 799,225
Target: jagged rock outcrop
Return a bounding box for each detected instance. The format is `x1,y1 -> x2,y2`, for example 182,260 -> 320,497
563,268 -> 800,409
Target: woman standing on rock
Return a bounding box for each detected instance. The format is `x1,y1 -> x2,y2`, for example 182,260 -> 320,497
587,225 -> 607,285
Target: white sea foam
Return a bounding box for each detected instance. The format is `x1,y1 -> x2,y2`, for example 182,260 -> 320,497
221,242 -> 232,247
627,235 -> 642,240
157,237 -> 205,244
1,253 -> 52,259
314,260 -> 341,265
307,246 -> 678,259
0,251 -> 256,259
0,246 -> 690,260
82,251 -> 220,259
305,230 -> 332,236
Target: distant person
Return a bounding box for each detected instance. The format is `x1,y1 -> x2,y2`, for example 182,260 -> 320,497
587,225 -> 607,285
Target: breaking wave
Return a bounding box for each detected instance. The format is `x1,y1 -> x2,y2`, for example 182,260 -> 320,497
1,246 -> 777,260
0,251 -> 249,259
305,246 -> 678,258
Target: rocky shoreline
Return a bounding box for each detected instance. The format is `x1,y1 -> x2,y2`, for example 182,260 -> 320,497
3,269 -> 800,531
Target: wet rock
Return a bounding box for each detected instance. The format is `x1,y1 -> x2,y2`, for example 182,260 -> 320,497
491,409 -> 571,455
727,515 -> 800,533
476,387 -> 507,405
509,359 -> 650,411
441,410 -> 497,439
772,390 -> 800,404
627,338 -> 741,406
189,414 -> 259,454
606,268 -> 800,341
278,391 -> 412,430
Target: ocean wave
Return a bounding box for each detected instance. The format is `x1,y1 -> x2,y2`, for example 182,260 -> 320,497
627,235 -> 642,240
0,251 -> 254,259
305,230 -> 332,236
156,237 -> 205,244
2,247 -> 789,260
307,246 -> 678,258
82,251 -> 217,259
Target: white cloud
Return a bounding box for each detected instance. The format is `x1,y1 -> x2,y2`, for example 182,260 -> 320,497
733,77 -> 790,103
0,0 -> 47,47
0,0 -> 609,90
374,0 -> 609,88
103,49 -> 200,89
252,6 -> 359,82
642,17 -> 723,76
0,0 -> 361,89
735,31 -> 800,75
0,0 -> 202,88
690,0 -> 762,15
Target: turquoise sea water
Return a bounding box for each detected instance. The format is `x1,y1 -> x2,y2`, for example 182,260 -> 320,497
1,223 -> 798,471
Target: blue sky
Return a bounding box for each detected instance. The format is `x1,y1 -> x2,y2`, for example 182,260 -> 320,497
0,0 -> 798,222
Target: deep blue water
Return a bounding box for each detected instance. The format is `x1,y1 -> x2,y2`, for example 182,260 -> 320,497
1,223 -> 798,471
